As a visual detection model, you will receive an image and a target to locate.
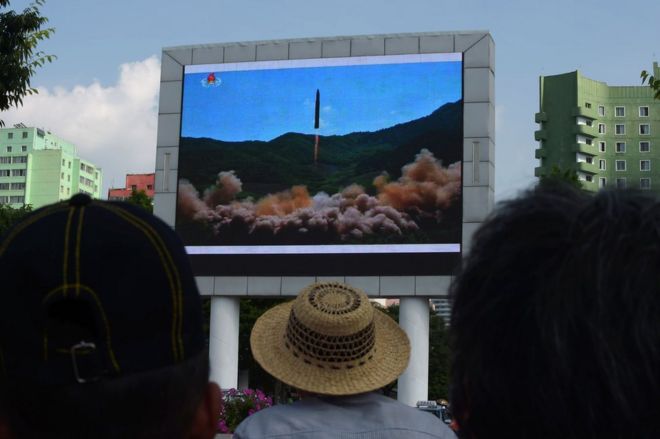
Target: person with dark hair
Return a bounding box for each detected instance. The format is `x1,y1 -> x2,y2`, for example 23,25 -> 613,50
0,194 -> 221,438
234,281 -> 455,438
449,183 -> 660,438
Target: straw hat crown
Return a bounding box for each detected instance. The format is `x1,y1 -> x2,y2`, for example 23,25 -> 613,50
292,282 -> 374,336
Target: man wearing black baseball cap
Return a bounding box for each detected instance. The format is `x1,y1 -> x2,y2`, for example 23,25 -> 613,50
0,194 -> 221,438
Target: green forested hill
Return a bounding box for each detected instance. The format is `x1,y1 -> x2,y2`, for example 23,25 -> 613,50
179,100 -> 462,197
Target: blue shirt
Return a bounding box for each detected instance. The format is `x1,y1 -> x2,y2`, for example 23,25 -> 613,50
233,392 -> 455,439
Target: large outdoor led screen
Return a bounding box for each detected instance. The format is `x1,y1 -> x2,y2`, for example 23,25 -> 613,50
176,53 -> 463,276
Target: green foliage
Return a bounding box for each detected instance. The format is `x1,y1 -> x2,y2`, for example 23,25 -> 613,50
126,189 -> 153,213
540,165 -> 583,190
0,203 -> 32,238
641,69 -> 660,100
374,302 -> 450,400
0,0 -> 56,127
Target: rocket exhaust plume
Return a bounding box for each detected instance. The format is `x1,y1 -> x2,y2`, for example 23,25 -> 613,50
314,89 -> 320,164
177,149 -> 461,243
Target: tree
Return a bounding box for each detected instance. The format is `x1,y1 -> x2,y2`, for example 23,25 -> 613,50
126,189 -> 153,213
641,69 -> 660,100
0,203 -> 31,238
0,0 -> 55,127
376,302 -> 451,400
539,165 -> 583,190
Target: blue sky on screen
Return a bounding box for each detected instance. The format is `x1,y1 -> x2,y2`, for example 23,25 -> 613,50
181,61 -> 461,141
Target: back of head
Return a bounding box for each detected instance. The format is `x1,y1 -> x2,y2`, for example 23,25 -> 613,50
0,195 -> 212,438
450,183 -> 660,438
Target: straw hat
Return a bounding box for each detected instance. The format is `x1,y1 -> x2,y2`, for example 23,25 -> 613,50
250,282 -> 410,395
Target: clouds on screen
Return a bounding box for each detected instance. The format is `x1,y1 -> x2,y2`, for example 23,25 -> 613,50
3,56 -> 160,195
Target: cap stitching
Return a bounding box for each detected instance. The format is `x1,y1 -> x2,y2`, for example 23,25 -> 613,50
75,207 -> 85,297
0,204 -> 67,258
97,204 -> 184,362
43,284 -> 121,373
62,208 -> 75,296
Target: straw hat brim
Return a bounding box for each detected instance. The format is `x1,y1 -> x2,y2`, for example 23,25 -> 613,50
250,302 -> 411,396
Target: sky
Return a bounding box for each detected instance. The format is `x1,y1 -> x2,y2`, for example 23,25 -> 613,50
181,59 -> 461,141
2,0 -> 659,198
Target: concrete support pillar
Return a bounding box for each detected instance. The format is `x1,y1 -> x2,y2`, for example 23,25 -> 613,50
397,297 -> 430,406
209,296 -> 240,390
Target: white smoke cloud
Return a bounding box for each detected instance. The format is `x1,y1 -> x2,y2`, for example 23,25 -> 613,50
2,56 -> 160,196
179,149 -> 461,242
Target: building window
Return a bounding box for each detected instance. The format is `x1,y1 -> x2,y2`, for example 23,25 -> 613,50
61,172 -> 64,179
0,170 -> 9,177
585,175 -> 593,182
21,132 -> 27,139
640,141 -> 651,152
67,174 -> 70,182
9,195 -> 24,203
586,156 -> 593,164
0,183 -> 8,190
615,178 -> 626,189
7,133 -> 13,140
616,142 -> 626,153
11,156 -> 27,164
585,138 -> 593,145
131,185 -> 137,191
598,123 -> 606,134
599,159 -> 606,170
6,146 -> 11,153
586,119 -> 593,127
10,183 -> 25,190
21,145 -> 26,152
68,161 -> 71,169
62,159 -> 65,166
615,124 -> 625,135
80,163 -> 84,170
585,102 -> 592,108
147,184 -> 153,190
11,169 -> 26,177
641,160 -> 651,171
598,105 -> 605,116
640,124 -> 650,135
66,187 -> 70,195
640,106 -> 649,117
615,160 -> 626,171
0,157 -> 10,164
615,106 -> 625,117
60,185 -> 64,193
640,178 -> 651,190
599,141 -> 606,152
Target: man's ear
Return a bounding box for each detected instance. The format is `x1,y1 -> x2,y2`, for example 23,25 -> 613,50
188,382 -> 222,439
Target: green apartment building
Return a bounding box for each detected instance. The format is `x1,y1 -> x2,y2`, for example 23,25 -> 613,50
0,125 -> 102,208
535,62 -> 660,191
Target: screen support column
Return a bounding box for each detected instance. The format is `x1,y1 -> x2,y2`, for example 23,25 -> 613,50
209,296 -> 240,390
397,297 -> 430,406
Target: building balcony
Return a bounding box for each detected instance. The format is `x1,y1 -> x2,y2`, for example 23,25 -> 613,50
534,130 -> 547,141
574,124 -> 597,137
572,143 -> 598,155
535,112 -> 548,123
571,106 -> 597,119
535,148 -> 547,159
581,180 -> 598,192
576,161 -> 598,174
